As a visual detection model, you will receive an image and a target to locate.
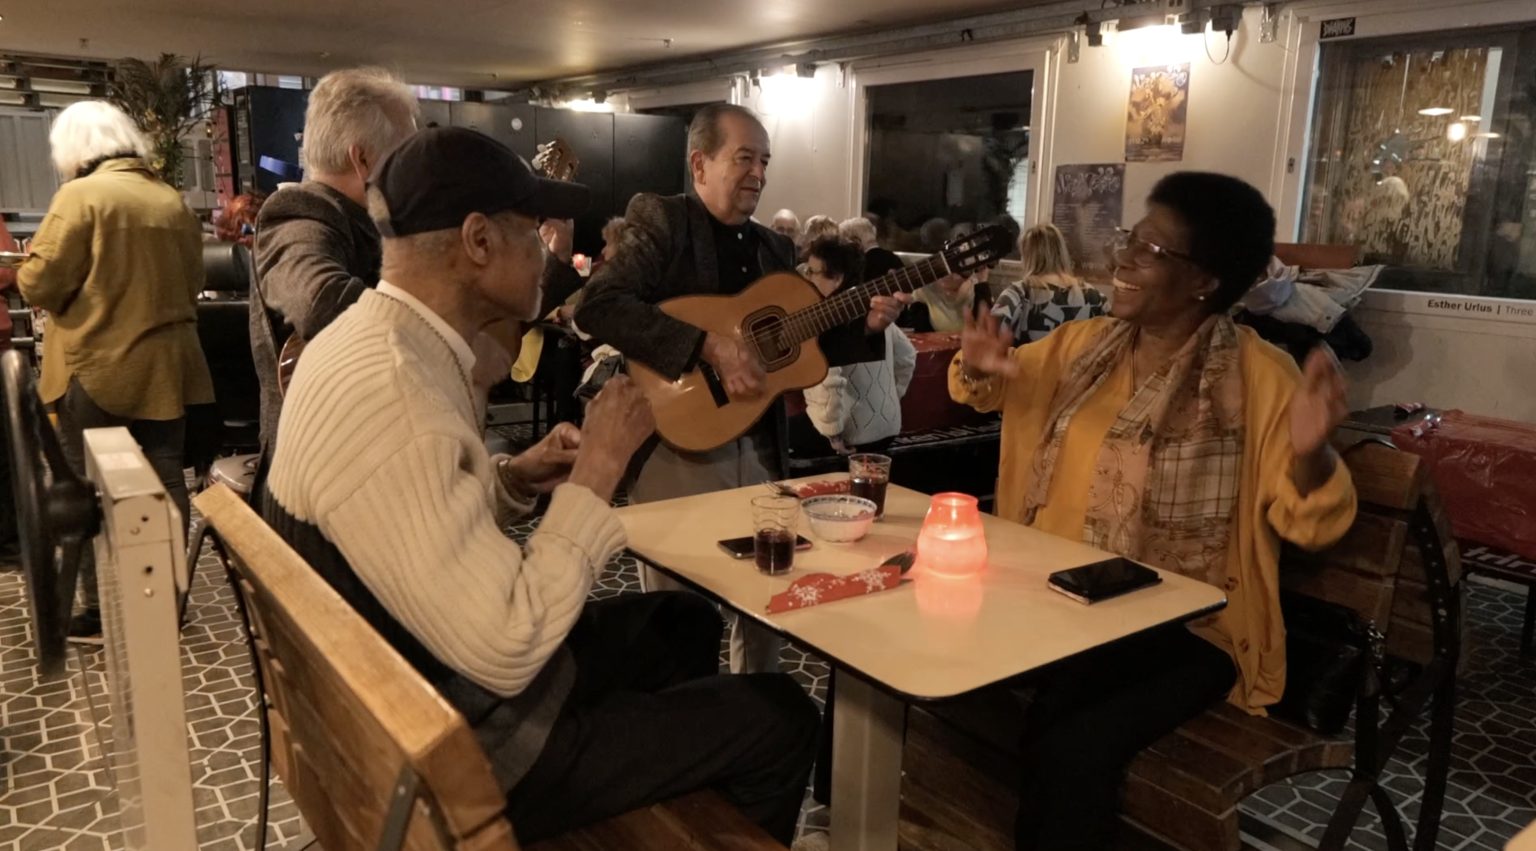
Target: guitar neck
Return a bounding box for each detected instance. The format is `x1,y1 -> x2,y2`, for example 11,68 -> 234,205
785,254 -> 952,344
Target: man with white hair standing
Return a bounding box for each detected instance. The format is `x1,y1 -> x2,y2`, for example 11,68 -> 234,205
19,100 -> 212,638
250,67 -> 420,450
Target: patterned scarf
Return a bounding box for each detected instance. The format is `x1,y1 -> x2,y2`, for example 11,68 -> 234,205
1022,315 -> 1245,586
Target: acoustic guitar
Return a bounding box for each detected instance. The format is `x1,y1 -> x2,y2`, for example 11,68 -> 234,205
629,225 -> 1012,453
275,138 -> 582,396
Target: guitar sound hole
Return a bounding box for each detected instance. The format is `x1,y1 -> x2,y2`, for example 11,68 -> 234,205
745,311 -> 795,369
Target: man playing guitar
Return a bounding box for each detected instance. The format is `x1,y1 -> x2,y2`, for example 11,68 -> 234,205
576,103 -> 909,673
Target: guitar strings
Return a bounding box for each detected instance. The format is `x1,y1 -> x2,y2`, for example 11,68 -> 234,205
741,256 -> 947,357
740,230 -> 1000,358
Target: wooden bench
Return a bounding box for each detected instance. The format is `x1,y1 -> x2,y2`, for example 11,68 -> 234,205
898,441 -> 1462,851
194,484 -> 785,851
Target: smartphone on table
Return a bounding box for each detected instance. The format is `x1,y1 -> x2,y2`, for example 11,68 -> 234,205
1047,557 -> 1161,604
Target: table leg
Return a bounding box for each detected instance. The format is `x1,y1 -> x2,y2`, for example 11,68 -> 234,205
830,668 -> 906,851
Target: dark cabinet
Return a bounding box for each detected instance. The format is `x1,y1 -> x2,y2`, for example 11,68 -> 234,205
450,102 -> 537,160
614,113 -> 687,220
231,86 -> 309,195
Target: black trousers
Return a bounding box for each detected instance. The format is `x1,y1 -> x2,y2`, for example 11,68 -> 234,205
55,378 -> 190,607
1014,625 -> 1236,850
505,592 -> 820,844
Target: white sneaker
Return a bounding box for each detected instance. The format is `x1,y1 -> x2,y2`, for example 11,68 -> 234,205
790,832 -> 830,851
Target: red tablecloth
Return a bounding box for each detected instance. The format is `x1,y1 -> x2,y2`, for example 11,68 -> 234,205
783,331 -> 988,435
1392,410 -> 1536,561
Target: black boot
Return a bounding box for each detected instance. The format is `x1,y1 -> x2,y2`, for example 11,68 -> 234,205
67,607 -> 103,644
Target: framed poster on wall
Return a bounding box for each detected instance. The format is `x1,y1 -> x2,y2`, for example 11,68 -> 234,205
1125,63 -> 1190,163
1051,163 -> 1125,279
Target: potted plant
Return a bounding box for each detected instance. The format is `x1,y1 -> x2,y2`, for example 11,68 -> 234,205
108,54 -> 217,188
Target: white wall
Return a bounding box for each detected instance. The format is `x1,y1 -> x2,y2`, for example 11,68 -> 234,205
619,0 -> 1536,421
739,66 -> 858,226
1041,8 -> 1291,223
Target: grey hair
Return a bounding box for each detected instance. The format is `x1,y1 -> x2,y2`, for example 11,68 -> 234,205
802,215 -> 838,245
48,100 -> 151,179
686,103 -> 763,161
302,67 -> 419,175
839,217 -> 877,250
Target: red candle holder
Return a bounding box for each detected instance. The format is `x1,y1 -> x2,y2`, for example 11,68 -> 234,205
915,492 -> 988,578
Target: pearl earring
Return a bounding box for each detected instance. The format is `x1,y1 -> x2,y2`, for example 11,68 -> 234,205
1197,295 -> 1207,302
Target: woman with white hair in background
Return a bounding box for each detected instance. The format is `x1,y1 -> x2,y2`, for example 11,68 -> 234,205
18,100 -> 213,639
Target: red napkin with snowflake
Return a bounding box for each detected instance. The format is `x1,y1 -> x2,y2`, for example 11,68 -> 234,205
788,478 -> 851,499
765,554 -> 915,613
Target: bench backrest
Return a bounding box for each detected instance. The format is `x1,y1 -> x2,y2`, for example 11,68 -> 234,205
194,484 -> 519,851
1280,441 -> 1461,665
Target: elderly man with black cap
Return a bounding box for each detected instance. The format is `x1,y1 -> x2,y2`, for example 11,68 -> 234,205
261,127 -> 818,844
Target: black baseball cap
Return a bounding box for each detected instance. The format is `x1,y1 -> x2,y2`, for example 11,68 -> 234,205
370,126 -> 590,238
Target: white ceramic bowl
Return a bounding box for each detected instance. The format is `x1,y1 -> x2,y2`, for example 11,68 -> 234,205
802,495 -> 878,543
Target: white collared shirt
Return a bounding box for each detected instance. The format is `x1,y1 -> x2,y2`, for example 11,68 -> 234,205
375,279 -> 476,378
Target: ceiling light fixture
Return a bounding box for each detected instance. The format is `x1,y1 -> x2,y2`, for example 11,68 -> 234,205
1446,121 -> 1468,142
1417,107 -> 1453,116
1460,114 -> 1480,122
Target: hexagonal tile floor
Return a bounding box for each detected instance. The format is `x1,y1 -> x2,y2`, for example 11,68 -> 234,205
1,517 -> 1532,850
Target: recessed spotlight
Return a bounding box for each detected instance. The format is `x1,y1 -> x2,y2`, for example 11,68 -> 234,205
1460,114 -> 1480,122
1447,121 -> 1468,142
1417,106 -> 1453,116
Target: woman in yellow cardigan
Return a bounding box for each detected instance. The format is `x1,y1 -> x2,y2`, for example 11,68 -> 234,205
950,172 -> 1356,851
19,101 -> 212,639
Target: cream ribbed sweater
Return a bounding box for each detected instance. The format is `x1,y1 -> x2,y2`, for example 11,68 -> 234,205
267,288 -> 627,698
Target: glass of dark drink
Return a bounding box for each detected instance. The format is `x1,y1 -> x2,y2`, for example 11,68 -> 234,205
751,495 -> 800,575
849,453 -> 893,519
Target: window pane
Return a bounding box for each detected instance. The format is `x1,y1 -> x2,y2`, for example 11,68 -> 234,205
1301,27 -> 1536,298
864,71 -> 1031,256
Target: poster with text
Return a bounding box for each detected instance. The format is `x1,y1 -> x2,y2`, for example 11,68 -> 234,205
1125,63 -> 1190,162
1051,164 -> 1125,280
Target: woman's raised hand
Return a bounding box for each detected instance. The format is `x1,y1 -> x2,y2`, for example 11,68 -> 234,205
960,308 -> 1018,379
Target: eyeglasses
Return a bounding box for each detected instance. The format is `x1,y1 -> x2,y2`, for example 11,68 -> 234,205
1106,227 -> 1195,267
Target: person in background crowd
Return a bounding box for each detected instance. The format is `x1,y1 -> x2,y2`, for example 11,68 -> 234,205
838,216 -> 905,282
770,208 -> 800,242
951,172 -> 1357,850
992,223 -> 1106,345
800,237 -> 916,454
918,217 -> 951,252
599,216 -> 628,266
19,100 -> 213,639
264,127 -> 818,845
798,214 -> 838,262
908,271 -> 977,333
214,192 -> 266,247
576,104 -> 905,674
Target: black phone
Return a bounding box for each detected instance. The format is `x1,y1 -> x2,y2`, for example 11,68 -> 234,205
718,535 -> 813,559
1047,557 -> 1162,604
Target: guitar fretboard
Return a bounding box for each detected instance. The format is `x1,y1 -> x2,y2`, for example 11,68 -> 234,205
779,254 -> 952,345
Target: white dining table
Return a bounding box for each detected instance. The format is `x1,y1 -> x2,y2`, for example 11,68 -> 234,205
615,480 -> 1228,851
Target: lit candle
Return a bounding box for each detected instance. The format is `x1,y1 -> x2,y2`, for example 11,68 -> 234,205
915,492 -> 988,578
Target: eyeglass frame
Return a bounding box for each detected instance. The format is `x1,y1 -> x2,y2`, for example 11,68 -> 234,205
1106,227 -> 1196,267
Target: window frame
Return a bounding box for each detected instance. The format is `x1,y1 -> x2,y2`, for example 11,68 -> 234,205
1275,0 -> 1535,241
848,38 -> 1058,229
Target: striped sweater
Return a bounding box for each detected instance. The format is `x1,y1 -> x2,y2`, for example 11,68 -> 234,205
264,286 -> 626,787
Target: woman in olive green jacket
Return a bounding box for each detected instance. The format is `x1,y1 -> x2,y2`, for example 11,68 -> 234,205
18,100 -> 212,638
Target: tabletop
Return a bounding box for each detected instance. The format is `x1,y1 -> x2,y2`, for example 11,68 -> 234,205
615,481 -> 1228,700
